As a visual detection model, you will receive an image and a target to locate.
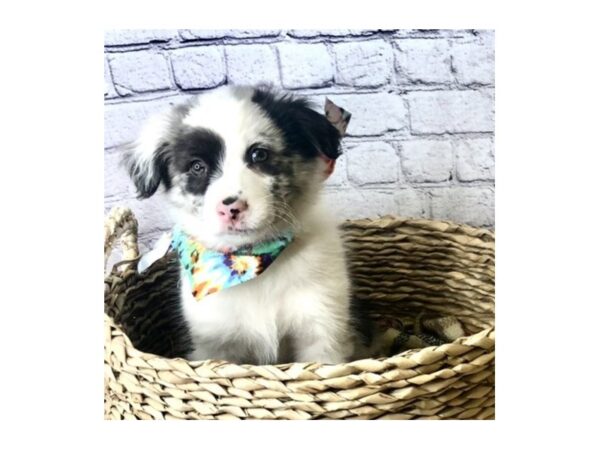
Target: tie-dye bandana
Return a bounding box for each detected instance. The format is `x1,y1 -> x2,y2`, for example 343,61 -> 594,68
170,227 -> 293,301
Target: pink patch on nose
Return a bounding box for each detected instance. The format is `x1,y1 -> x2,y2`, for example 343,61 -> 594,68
216,199 -> 249,226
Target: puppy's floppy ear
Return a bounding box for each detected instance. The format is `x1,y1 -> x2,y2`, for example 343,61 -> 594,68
251,88 -> 348,161
122,139 -> 169,199
121,104 -> 188,198
292,100 -> 348,161
324,98 -> 351,137
298,98 -> 352,161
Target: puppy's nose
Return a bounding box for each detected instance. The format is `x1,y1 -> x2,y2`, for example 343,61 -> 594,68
217,197 -> 248,224
222,195 -> 238,206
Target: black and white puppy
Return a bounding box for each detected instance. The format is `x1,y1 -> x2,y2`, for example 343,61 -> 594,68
124,85 -> 362,365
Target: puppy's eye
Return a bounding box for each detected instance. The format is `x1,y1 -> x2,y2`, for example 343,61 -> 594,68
190,160 -> 207,175
250,147 -> 269,164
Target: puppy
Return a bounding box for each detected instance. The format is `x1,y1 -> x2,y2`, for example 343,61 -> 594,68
123,85 -> 363,365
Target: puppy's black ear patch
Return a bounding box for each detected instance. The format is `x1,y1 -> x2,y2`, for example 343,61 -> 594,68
122,142 -> 171,199
295,105 -> 343,160
251,88 -> 345,160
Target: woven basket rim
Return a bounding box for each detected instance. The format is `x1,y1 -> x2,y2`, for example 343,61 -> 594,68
104,313 -> 494,371
105,214 -> 495,379
343,215 -> 495,240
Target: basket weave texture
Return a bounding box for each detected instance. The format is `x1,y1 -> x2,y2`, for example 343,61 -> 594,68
104,207 -> 495,420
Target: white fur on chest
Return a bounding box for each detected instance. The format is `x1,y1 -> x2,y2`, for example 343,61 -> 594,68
180,210 -> 353,365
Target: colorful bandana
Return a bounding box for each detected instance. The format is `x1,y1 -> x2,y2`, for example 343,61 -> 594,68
170,227 -> 294,301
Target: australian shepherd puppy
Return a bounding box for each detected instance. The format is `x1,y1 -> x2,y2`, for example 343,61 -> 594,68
123,85 -> 369,365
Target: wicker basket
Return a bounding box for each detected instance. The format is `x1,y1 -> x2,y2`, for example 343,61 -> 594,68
104,206 -> 495,420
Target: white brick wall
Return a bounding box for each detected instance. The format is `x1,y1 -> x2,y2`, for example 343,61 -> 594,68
333,40 -> 394,87
108,51 -> 172,95
104,29 -> 495,249
278,43 -> 334,88
400,140 -> 453,183
171,47 -> 226,89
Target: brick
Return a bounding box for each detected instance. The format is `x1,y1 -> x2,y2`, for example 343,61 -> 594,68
452,32 -> 495,85
179,29 -> 281,40
171,47 -> 226,89
395,39 -> 453,84
179,30 -> 227,40
104,96 -> 185,149
104,29 -> 176,46
278,43 -> 333,89
408,90 -> 494,134
224,29 -> 282,38
108,51 -> 171,95
322,189 -> 396,220
346,142 -> 398,185
430,187 -> 495,226
104,57 -> 117,98
288,29 -> 375,38
225,45 -> 280,86
104,150 -> 137,200
333,40 -> 393,87
400,140 -> 453,183
473,30 -> 494,41
395,30 -> 476,40
396,188 -> 429,218
312,93 -> 408,136
455,138 -> 495,181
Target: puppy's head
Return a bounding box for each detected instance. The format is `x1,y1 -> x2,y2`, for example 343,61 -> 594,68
123,86 -> 349,248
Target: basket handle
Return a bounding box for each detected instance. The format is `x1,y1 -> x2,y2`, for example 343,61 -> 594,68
104,206 -> 140,273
